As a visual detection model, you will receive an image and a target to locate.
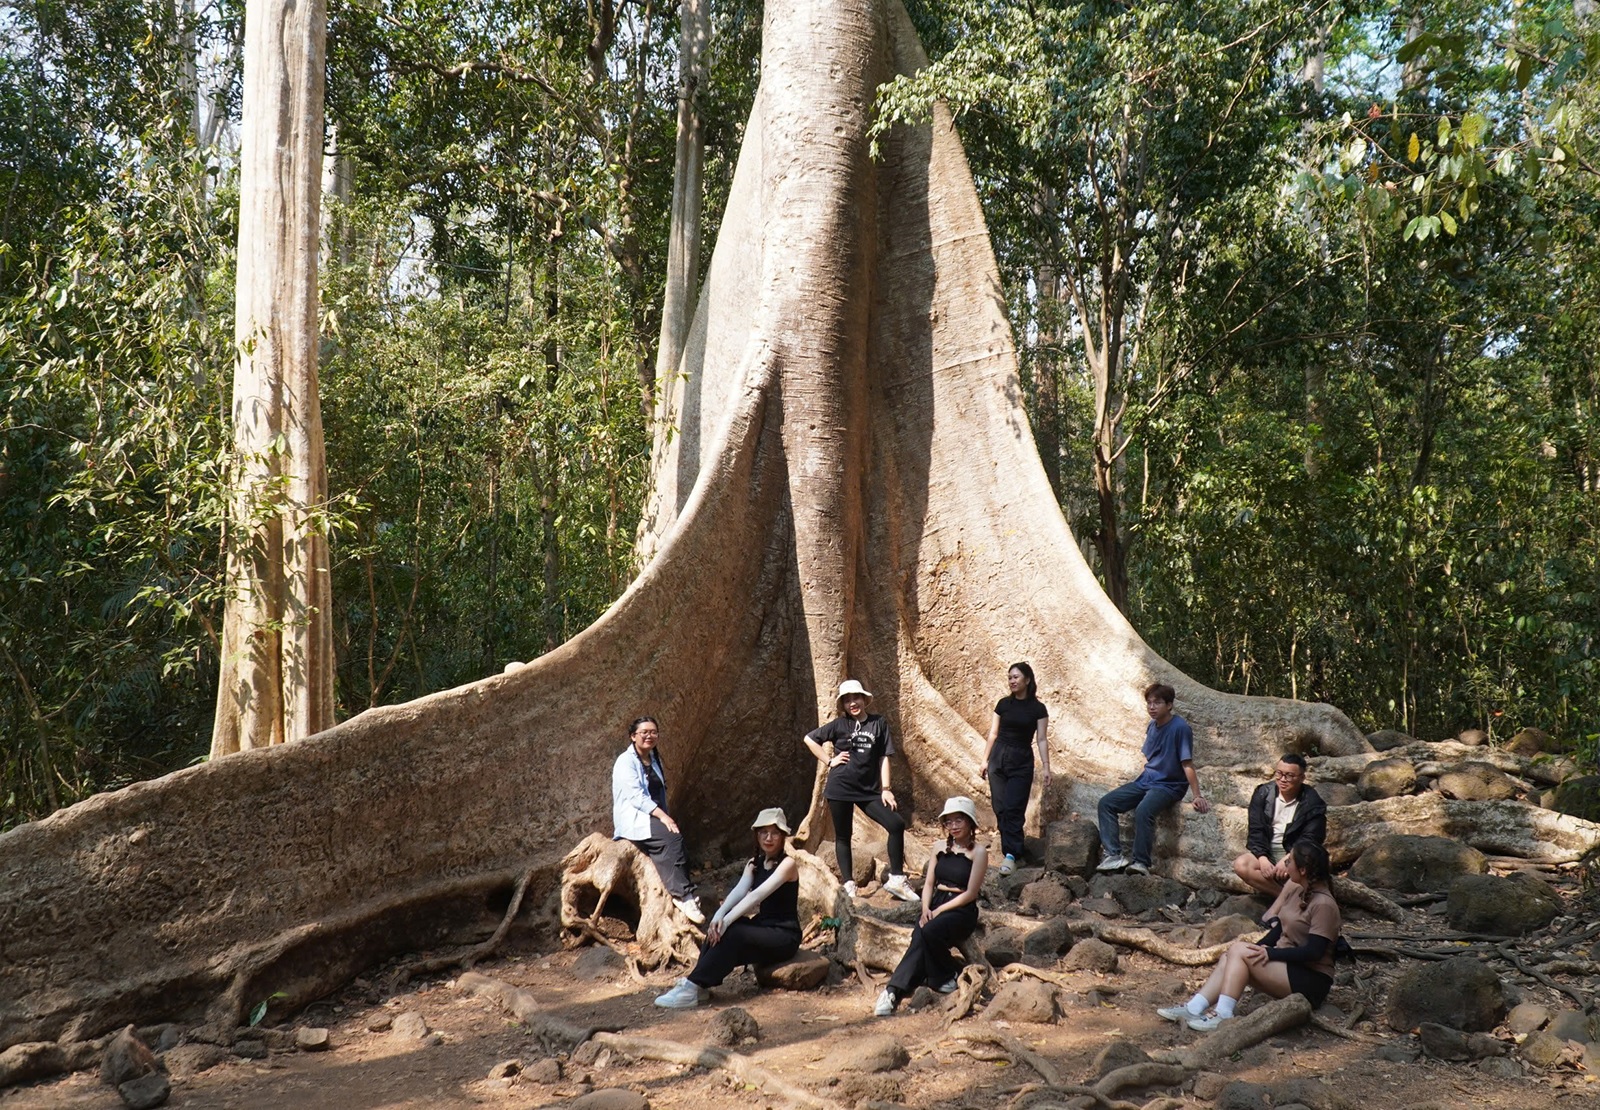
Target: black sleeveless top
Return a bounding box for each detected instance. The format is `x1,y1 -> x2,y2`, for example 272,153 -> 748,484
748,858 -> 800,930
932,849 -> 975,890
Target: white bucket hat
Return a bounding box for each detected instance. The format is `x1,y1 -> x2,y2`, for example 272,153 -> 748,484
751,807 -> 792,835
836,679 -> 873,707
939,796 -> 979,824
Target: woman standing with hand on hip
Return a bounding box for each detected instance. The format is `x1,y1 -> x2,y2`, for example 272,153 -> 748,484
980,662 -> 1050,876
803,680 -> 918,902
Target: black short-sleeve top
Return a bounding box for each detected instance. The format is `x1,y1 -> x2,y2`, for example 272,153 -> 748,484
994,696 -> 1048,747
808,713 -> 895,802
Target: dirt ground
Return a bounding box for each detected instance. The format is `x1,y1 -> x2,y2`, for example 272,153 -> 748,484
5,886 -> 1598,1110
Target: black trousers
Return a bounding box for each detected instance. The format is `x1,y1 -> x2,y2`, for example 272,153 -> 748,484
888,893 -> 978,996
686,922 -> 801,987
629,816 -> 695,899
828,796 -> 906,880
987,743 -> 1034,861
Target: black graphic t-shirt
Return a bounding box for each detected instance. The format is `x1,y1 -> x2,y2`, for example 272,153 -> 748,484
808,713 -> 896,803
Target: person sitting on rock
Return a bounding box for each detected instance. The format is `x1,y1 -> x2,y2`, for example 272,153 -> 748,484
612,715 -> 702,924
875,796 -> 989,1016
1096,683 -> 1210,874
655,808 -> 802,1009
1157,840 -> 1341,1030
1232,753 -> 1327,897
803,680 -> 918,902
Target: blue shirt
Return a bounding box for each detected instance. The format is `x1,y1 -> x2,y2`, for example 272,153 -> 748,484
1133,715 -> 1194,794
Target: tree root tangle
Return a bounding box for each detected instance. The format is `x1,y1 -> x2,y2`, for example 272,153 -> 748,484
394,863 -> 539,986
590,1031 -> 840,1110
949,1025 -> 1063,1085
1152,993 -> 1312,1070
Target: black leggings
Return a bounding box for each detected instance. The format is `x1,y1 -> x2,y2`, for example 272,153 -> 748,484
827,797 -> 906,880
888,892 -> 977,996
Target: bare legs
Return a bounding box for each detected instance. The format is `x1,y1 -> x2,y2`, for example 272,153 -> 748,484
1230,852 -> 1284,897
1193,940 -> 1294,1011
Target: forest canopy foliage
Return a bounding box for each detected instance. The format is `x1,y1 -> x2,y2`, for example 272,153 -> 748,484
2,0 -> 1595,828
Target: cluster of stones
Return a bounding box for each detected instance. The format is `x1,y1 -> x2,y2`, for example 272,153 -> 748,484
1357,726 -> 1597,820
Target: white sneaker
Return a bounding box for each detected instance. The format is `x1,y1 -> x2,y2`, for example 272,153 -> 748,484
1156,1004 -> 1192,1022
1187,1011 -> 1230,1031
842,880 -> 859,898
1126,861 -> 1151,876
874,988 -> 897,1017
882,874 -> 919,902
998,854 -> 1016,876
1097,854 -> 1129,872
654,978 -> 709,1009
674,896 -> 705,924
936,978 -> 960,994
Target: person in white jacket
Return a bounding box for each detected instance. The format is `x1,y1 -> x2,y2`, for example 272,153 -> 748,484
655,808 -> 801,1009
612,716 -> 702,923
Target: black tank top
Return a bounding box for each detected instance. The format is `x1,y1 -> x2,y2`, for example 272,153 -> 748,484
748,858 -> 800,930
932,848 -> 975,890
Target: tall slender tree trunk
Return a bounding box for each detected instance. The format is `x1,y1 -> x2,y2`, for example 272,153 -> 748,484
212,0 -> 335,756
652,0 -> 710,413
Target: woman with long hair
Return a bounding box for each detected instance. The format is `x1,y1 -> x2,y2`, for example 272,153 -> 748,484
979,662 -> 1050,876
1157,840 -> 1341,1030
655,808 -> 801,1009
874,796 -> 989,1016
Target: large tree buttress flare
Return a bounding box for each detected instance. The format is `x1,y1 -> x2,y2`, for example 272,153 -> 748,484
1,0 -> 1381,1048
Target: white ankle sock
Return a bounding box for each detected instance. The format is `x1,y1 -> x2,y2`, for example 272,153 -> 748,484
1186,993 -> 1208,1016
1216,995 -> 1238,1019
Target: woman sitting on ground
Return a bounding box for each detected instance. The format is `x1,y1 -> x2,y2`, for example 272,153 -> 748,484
1158,840 -> 1340,1030
655,808 -> 801,1009
875,796 -> 989,1016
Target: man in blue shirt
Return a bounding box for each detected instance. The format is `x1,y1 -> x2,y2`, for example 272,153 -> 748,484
1096,683 -> 1211,875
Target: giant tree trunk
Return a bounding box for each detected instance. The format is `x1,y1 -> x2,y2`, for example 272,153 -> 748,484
3,0 -> 1391,1054
211,0 -> 335,756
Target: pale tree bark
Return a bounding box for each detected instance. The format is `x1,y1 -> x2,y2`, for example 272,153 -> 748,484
7,0 -> 1581,1059
211,0 -> 335,757
652,0 -> 710,410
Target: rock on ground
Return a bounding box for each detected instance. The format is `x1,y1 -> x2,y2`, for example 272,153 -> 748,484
1386,956 -> 1505,1032
101,1026 -> 158,1088
1518,1030 -> 1567,1068
1020,919 -> 1073,963
1315,782 -> 1362,807
1367,730 -> 1414,751
986,980 -> 1058,1024
1063,937 -> 1119,973
983,927 -> 1023,968
160,1043 -> 227,1079
526,1058 -> 562,1083
1268,1077 -> 1343,1110
1446,873 -> 1560,934
1350,834 -> 1488,893
837,1034 -> 909,1074
295,1027 -> 330,1052
1456,728 -> 1488,746
756,951 -> 830,990
1435,761 -> 1520,801
569,1090 -> 650,1110
1357,757 -> 1417,800
1044,818 -> 1101,876
1417,1023 -> 1507,1061
1217,1080 -> 1272,1110
708,1006 -> 760,1047
1201,913 -> 1263,946
392,1011 -> 430,1040
1505,1002 -> 1551,1035
1088,874 -> 1190,913
573,946 -> 625,980
1019,873 -> 1076,916
486,1059 -> 522,1080
1093,1038 -> 1150,1077
116,1072 -> 171,1110
1546,1009 -> 1598,1043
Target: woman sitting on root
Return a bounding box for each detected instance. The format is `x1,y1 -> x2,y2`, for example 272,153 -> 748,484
1158,840 -> 1340,1030
875,796 -> 989,1016
655,808 -> 801,1009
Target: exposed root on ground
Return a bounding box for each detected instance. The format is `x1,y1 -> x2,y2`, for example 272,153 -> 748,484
1095,925 -> 1229,966
1152,993 -> 1312,1070
394,863 -> 539,986
591,1031 -> 840,1110
450,971 -> 612,1053
948,1024 -> 1062,1085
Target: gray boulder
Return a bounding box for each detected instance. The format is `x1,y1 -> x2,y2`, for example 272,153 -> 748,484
1518,1029 -> 1566,1068
1545,775 -> 1600,822
1200,913 -> 1263,947
117,1073 -> 171,1110
1417,1022 -> 1507,1061
1217,1081 -> 1272,1110
1062,937 -> 1119,973
1019,873 -> 1076,916
709,1007 -> 759,1047
569,1092 -> 651,1110
982,926 -> 1023,968
837,1034 -> 909,1073
1436,762 -> 1521,801
1044,819 -> 1102,877
1214,894 -> 1271,920
1456,728 -> 1488,747
1268,1077 -> 1344,1110
1350,834 -> 1488,893
1020,919 -> 1074,963
1357,757 -> 1417,800
1367,730 -> 1414,751
101,1027 -> 158,1088
1088,874 -> 1190,913
1446,873 -> 1560,935
1507,727 -> 1564,756
1505,1002 -> 1550,1035
986,980 -> 1058,1024
1546,1009 -> 1597,1043
1386,956 -> 1505,1032
1315,782 -> 1362,807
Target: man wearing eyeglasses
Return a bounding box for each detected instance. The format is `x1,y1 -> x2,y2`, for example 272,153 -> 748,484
1231,754 -> 1327,897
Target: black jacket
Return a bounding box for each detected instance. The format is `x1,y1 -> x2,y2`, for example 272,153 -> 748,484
1245,782 -> 1327,859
